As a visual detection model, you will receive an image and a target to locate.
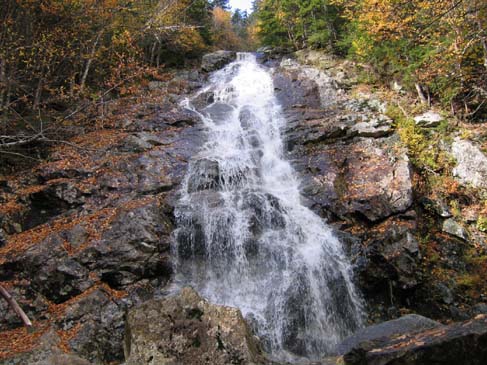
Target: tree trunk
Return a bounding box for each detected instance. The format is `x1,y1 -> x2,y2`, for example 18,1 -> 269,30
33,77 -> 43,112
80,31 -> 103,93
415,83 -> 429,105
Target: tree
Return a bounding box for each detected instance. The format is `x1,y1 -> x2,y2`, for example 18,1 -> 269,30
333,0 -> 487,117
212,0 -> 231,10
0,0 -> 217,163
212,7 -> 241,49
255,0 -> 345,50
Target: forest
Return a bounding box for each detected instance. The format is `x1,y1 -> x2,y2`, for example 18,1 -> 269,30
254,0 -> 487,119
1,0 -> 486,163
0,0 -> 250,165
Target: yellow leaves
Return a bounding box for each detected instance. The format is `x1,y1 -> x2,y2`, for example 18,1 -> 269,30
211,7 -> 241,50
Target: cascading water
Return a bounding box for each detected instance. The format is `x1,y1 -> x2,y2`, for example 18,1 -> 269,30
172,53 -> 364,362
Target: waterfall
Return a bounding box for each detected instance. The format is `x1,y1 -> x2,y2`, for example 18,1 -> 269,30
172,53 -> 364,362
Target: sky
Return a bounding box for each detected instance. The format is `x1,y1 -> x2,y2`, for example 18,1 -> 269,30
230,0 -> 253,12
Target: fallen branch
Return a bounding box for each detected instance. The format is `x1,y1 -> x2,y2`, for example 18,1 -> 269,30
0,150 -> 41,161
0,284 -> 33,328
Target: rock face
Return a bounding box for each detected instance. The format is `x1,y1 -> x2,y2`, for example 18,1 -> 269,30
201,50 -> 237,72
452,138 -> 487,189
124,287 -> 268,365
338,314 -> 442,355
343,315 -> 487,365
274,57 -> 418,317
0,71 -> 205,363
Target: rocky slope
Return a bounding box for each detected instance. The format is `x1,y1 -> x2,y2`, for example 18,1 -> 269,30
0,70 -> 207,363
269,50 -> 487,324
1,50 -> 487,364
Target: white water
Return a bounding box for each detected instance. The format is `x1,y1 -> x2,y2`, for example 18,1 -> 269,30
172,53 -> 364,362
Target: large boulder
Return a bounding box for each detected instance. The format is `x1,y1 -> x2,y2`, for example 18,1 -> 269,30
452,138 -> 487,189
124,287 -> 268,365
343,314 -> 487,365
201,51 -> 236,72
338,314 -> 442,355
414,111 -> 444,128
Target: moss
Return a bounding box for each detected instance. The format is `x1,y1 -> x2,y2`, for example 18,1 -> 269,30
333,171 -> 349,200
386,105 -> 455,175
456,274 -> 482,289
477,216 -> 487,232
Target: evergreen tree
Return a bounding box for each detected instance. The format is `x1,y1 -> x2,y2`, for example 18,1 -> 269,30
211,0 -> 231,10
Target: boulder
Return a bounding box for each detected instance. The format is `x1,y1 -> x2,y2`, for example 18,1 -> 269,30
343,315 -> 487,365
201,51 -> 236,72
338,314 -> 442,355
442,218 -> 468,241
350,116 -> 393,138
414,111 -> 444,127
452,138 -> 487,189
124,287 -> 268,365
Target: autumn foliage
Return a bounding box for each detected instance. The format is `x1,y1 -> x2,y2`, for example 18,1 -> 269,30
0,0 -> 239,168
254,0 -> 487,120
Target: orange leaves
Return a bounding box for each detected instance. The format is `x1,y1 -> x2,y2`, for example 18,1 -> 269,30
211,7 -> 242,50
0,321 -> 51,360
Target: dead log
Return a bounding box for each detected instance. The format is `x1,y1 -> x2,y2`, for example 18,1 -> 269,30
0,284 -> 32,328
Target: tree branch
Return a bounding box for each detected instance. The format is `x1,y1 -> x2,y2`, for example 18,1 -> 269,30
0,284 -> 33,328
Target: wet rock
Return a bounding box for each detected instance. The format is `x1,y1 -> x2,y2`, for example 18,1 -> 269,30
201,50 -> 236,72
414,111 -> 444,127
443,218 -> 468,241
343,315 -> 487,365
338,314 -> 442,355
202,102 -> 235,125
452,138 -> 487,189
187,158 -> 220,193
160,108 -> 200,127
192,91 -> 215,109
124,287 -> 268,365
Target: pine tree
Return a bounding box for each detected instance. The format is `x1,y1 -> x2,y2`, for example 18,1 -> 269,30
212,0 -> 231,10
